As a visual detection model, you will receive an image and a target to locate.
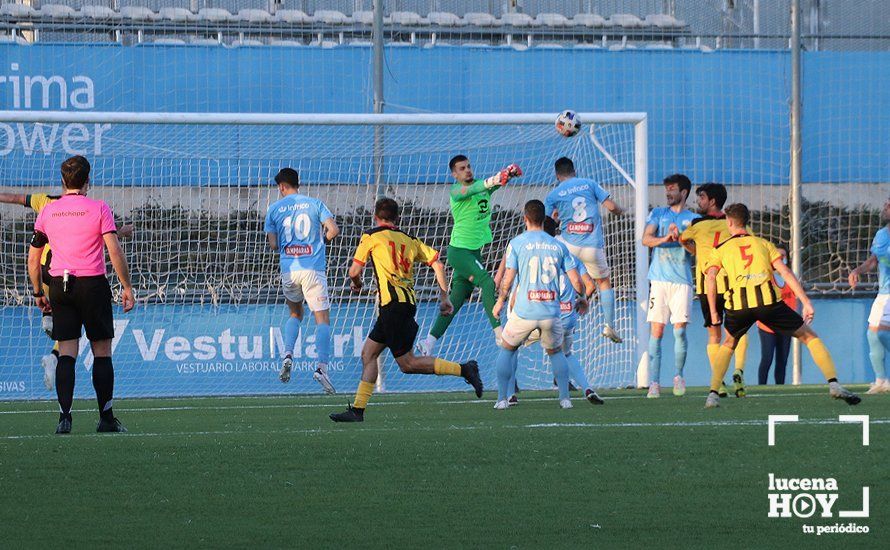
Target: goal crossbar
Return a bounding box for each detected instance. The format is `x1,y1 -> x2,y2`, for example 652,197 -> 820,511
0,111 -> 647,126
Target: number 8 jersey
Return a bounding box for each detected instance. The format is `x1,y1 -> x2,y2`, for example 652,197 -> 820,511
506,230 -> 576,320
544,176 -> 611,249
264,194 -> 333,273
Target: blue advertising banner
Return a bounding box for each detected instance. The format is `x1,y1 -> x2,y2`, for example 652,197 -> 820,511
0,302 -> 516,400
0,44 -> 886,186
0,297 -> 874,401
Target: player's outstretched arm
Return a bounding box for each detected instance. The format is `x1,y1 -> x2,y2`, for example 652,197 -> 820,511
848,254 -> 878,289
322,218 -> 340,244
0,193 -> 27,206
773,259 -> 814,322
104,233 -> 135,312
429,259 -> 454,316
451,164 -> 522,202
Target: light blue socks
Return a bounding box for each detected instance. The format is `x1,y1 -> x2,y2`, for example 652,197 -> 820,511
496,348 -> 516,401
674,325 -> 688,377
648,335 -> 662,385
868,330 -> 887,378
567,353 -> 589,392
283,316 -> 301,357
316,323 -> 331,364
550,352 -> 570,400
600,288 -> 616,326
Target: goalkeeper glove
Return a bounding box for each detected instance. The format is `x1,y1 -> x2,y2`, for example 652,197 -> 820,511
483,164 -> 523,189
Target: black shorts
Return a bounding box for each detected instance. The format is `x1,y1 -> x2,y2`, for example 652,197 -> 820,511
698,293 -> 727,328
47,275 -> 115,341
723,302 -> 804,339
368,302 -> 418,358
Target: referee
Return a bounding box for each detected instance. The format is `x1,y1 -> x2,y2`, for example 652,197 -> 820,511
28,155 -> 135,434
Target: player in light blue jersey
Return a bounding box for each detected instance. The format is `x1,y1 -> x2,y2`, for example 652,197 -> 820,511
494,216 -> 603,405
642,174 -> 699,398
544,157 -> 625,343
264,168 -> 340,393
849,198 -> 890,394
549,219 -> 604,404
492,200 -> 588,410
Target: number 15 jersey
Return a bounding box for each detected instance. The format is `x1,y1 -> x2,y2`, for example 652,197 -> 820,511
264,194 -> 333,273
505,230 -> 576,320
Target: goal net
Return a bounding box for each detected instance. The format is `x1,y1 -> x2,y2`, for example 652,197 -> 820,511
0,112 -> 648,399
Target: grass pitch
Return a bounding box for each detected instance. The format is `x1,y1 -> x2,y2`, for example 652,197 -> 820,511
0,385 -> 886,549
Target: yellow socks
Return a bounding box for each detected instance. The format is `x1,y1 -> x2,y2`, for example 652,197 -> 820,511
707,344 -> 720,369
434,358 -> 462,376
710,345 -> 734,392
734,334 -> 748,372
353,380 -> 374,409
806,338 -> 838,381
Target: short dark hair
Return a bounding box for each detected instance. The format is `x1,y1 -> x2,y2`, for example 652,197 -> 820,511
449,155 -> 468,172
696,182 -> 728,209
724,203 -> 750,226
275,167 -> 300,188
524,199 -> 546,225
543,215 -> 558,237
554,157 -> 575,177
61,155 -> 90,190
663,173 -> 692,197
374,197 -> 399,223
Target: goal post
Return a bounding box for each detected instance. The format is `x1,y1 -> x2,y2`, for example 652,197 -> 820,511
0,110 -> 649,399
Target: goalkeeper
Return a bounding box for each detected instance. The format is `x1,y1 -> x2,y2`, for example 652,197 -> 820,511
416,155 -> 522,355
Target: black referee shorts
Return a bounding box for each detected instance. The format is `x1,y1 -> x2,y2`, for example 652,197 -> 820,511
724,302 -> 804,340
697,293 -> 727,328
368,302 -> 418,358
47,275 -> 115,341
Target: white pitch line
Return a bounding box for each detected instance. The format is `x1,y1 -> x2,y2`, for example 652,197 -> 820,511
525,418 -> 890,429
2,418 -> 888,442
0,391 -> 835,416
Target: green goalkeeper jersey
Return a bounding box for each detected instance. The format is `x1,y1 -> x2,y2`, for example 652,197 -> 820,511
449,179 -> 498,250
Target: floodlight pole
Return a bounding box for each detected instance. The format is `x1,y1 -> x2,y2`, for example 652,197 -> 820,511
790,0 -> 803,385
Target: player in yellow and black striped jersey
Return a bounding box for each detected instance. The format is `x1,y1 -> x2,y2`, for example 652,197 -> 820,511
711,235 -> 783,311
679,182 -> 749,396
351,221 -> 436,308
703,203 -> 860,408
330,198 -> 483,422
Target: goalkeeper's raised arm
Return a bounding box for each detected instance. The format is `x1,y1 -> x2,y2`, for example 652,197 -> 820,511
415,155 -> 522,357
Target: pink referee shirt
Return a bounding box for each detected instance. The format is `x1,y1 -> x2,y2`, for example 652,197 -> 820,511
34,194 -> 117,277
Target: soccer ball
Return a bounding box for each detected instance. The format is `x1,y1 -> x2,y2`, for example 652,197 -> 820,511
555,110 -> 581,137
